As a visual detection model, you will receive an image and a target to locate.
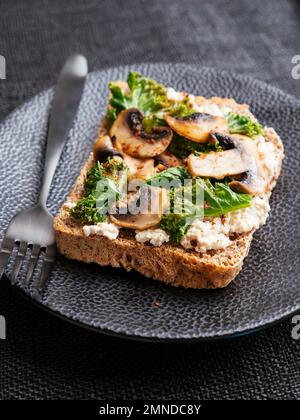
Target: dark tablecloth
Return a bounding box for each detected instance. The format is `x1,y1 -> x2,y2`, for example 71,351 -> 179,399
0,0 -> 299,400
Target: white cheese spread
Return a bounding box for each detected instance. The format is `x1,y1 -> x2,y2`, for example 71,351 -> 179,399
226,196 -> 270,234
63,201 -> 76,209
188,95 -> 232,117
135,228 -> 169,247
257,140 -> 278,178
167,88 -> 232,117
166,87 -> 186,102
181,218 -> 231,253
181,196 -> 270,253
83,222 -> 120,240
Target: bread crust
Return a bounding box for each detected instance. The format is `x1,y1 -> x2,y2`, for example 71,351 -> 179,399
54,97 -> 284,288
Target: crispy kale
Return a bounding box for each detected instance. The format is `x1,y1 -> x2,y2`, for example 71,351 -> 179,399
160,214 -> 193,245
201,179 -> 252,217
168,134 -> 222,159
160,178 -> 252,244
147,166 -> 190,187
106,71 -> 169,124
69,195 -> 106,224
226,112 -> 263,137
106,71 -> 197,128
70,159 -> 127,224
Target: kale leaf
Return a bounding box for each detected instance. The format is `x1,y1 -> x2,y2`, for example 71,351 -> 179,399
70,159 -> 126,224
226,112 -> 263,137
106,71 -> 198,128
168,134 -> 221,159
160,178 -> 252,244
69,195 -> 106,224
107,71 -> 169,124
160,214 -> 193,245
147,166 -> 190,188
201,179 -> 252,217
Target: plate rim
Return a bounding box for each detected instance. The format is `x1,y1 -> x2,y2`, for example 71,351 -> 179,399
1,62 -> 300,341
9,278 -> 300,343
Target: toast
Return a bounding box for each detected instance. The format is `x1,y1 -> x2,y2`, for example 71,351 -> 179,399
54,76 -> 284,289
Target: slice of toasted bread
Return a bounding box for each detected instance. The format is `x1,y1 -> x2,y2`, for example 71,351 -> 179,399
54,97 -> 284,288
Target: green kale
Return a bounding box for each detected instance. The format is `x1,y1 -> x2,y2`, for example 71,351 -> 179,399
107,71 -> 169,124
201,179 -> 252,217
102,157 -> 128,183
142,98 -> 195,133
142,115 -> 166,132
94,178 -> 122,217
84,161 -> 103,196
159,182 -> 198,244
226,112 -> 263,137
168,134 -> 221,159
147,166 -> 190,188
164,97 -> 195,118
106,71 -> 198,128
160,178 -> 252,244
160,214 -> 193,245
70,195 -> 106,224
70,159 -> 126,225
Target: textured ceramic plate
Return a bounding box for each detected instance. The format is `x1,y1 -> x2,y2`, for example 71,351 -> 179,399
1,63 -> 299,341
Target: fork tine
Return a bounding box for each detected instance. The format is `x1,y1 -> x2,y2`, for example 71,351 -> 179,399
37,246 -> 56,291
25,244 -> 41,285
0,237 -> 15,279
11,241 -> 28,284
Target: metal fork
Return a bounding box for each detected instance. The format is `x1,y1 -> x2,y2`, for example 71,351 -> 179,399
0,54 -> 88,291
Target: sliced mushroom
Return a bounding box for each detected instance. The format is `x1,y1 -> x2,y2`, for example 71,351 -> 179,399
187,149 -> 248,179
110,185 -> 169,230
93,134 -> 123,163
122,154 -> 155,180
164,113 -> 228,143
229,171 -> 265,195
154,151 -> 183,171
187,133 -> 266,195
110,108 -> 173,158
210,132 -> 235,150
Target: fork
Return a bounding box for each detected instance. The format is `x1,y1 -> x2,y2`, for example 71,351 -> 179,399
0,54 -> 88,291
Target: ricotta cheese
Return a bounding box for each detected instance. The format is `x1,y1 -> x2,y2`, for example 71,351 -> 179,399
135,228 -> 169,247
257,140 -> 278,178
166,87 -> 186,102
181,218 -> 231,253
226,196 -> 270,234
181,196 -> 270,253
254,134 -> 266,144
83,222 -> 120,240
188,95 -> 232,117
166,89 -> 232,118
63,201 -> 76,209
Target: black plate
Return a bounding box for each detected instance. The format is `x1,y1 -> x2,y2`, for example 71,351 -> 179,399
0,63 -> 299,341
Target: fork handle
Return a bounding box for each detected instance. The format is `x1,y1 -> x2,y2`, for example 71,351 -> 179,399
39,54 -> 88,207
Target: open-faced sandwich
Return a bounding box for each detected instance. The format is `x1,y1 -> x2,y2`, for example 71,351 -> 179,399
54,72 -> 284,288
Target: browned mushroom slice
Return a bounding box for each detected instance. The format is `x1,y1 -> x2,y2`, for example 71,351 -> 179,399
210,132 -> 235,150
110,186 -> 169,230
187,150 -> 248,179
154,151 -> 183,171
164,113 -> 228,143
110,108 -> 173,158
122,154 -> 155,180
229,171 -> 265,195
93,134 -> 123,162
187,134 -> 266,195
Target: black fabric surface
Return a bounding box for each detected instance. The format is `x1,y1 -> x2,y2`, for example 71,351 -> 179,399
0,0 -> 299,400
